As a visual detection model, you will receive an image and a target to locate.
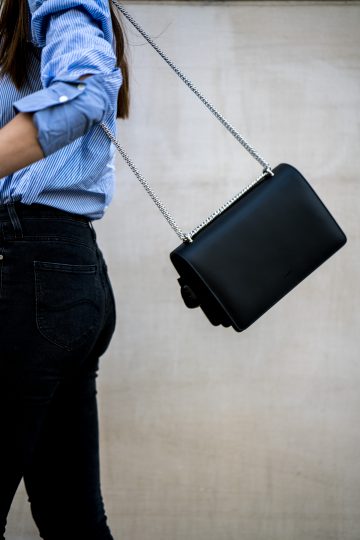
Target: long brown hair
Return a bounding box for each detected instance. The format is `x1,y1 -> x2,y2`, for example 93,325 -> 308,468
0,0 -> 130,119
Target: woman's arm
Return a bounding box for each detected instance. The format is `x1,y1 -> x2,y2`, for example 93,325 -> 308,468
0,112 -> 44,179
0,74 -> 94,180
0,0 -> 122,179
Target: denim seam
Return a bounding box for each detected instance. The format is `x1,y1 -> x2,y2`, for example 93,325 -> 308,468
0,247 -> 3,300
21,217 -> 90,226
2,237 -> 97,253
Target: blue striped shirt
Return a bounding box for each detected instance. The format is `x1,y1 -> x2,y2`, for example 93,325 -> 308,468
0,0 -> 123,220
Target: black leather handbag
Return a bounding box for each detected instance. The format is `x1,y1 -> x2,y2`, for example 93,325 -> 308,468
103,2 -> 347,331
169,163 -> 346,331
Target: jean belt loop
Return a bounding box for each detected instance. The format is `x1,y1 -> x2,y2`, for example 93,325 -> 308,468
88,220 -> 97,242
7,203 -> 24,240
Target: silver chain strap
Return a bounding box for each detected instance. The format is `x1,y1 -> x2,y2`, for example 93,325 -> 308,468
101,1 -> 274,242
100,122 -> 189,241
111,0 -> 271,171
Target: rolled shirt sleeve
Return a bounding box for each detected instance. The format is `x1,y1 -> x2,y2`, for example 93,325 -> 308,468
13,0 -> 122,157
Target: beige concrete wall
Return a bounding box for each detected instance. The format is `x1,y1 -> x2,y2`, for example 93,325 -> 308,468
7,2 -> 360,539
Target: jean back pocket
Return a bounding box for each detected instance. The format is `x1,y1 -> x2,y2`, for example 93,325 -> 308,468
34,261 -> 101,352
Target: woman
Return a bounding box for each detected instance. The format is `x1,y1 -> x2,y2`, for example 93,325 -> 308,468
0,0 -> 129,538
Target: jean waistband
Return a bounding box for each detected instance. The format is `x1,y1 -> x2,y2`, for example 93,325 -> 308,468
0,202 -> 90,223
0,202 -> 92,241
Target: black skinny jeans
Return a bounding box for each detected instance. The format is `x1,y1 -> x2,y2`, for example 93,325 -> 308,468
0,202 -> 116,540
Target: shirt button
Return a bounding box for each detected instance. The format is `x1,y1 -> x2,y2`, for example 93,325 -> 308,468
0,254 -> 3,260
77,83 -> 85,90
59,95 -> 69,103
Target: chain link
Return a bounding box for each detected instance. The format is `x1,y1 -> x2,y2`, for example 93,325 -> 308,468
101,1 -> 274,242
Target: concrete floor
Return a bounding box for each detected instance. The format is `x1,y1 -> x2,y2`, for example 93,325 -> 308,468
6,1 -> 360,539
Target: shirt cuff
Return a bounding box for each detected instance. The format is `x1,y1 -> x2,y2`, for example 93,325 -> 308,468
13,74 -> 110,156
